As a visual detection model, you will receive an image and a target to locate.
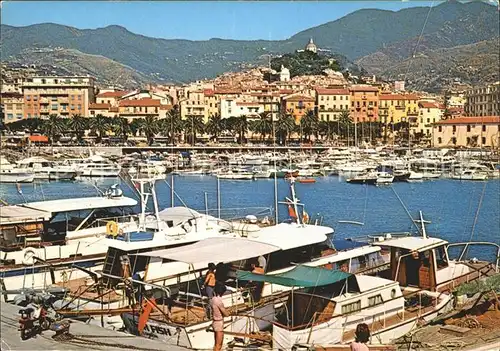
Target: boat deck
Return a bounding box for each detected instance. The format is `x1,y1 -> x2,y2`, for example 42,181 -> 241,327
56,277 -> 125,303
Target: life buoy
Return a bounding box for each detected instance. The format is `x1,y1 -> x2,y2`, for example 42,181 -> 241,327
106,221 -> 119,237
22,249 -> 36,266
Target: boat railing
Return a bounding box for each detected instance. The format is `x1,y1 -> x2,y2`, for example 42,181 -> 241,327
346,232 -> 412,244
446,241 -> 500,273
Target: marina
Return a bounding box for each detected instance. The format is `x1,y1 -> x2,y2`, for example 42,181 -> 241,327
0,147 -> 498,350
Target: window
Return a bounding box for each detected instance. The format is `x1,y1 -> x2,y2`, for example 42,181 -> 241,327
16,114 -> 23,119
78,104 -> 82,110
51,97 -> 57,102
33,96 -> 38,101
51,104 -> 58,110
438,126 -> 442,132
77,95 -> 82,100
467,125 -> 471,132
70,105 -> 75,110
482,137 -> 486,144
368,295 -> 383,306
452,125 -> 456,133
26,96 -> 31,101
363,101 -> 366,107
7,113 -> 13,119
351,102 -> 354,107
27,113 -> 31,118
341,301 -> 361,314
333,96 -> 336,101
482,125 -> 486,132
438,137 -> 442,144
452,137 -> 457,145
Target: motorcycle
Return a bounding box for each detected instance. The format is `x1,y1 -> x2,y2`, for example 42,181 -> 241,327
18,300 -> 54,340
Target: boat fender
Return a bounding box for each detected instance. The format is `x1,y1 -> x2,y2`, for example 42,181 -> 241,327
106,221 -> 119,237
22,249 -> 36,266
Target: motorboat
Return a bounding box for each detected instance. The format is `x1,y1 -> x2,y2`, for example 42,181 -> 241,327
17,156 -> 77,180
451,169 -> 488,181
376,171 -> 394,184
63,155 -> 121,177
0,156 -> 34,183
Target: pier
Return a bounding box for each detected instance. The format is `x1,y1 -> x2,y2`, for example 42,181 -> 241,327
0,301 -> 185,351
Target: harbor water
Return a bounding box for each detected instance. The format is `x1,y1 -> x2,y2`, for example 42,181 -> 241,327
1,176 -> 499,257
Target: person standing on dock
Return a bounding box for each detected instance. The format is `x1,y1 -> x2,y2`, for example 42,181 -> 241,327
211,282 -> 229,351
350,323 -> 370,351
204,262 -> 217,299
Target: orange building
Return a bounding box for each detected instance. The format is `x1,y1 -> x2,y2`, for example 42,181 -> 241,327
22,76 -> 95,118
282,94 -> 315,124
349,85 -> 379,122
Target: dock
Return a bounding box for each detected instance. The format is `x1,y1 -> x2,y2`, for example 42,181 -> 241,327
0,301 -> 186,351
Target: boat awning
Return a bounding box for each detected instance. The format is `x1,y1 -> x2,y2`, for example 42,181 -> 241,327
134,237 -> 280,266
22,196 -> 138,215
157,207 -> 203,226
0,205 -> 52,224
236,265 -> 353,287
377,236 -> 447,252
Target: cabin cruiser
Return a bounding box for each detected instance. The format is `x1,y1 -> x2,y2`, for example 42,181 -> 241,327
0,156 -> 34,183
17,156 -> 77,180
63,155 -> 121,177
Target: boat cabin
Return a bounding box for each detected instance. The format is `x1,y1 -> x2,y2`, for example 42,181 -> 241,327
0,194 -> 137,251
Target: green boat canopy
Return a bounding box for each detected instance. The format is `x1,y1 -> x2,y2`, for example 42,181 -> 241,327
236,265 -> 353,287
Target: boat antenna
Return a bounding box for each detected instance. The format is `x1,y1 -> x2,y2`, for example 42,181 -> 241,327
272,110 -> 278,224
413,211 -> 431,239
390,186 -> 423,236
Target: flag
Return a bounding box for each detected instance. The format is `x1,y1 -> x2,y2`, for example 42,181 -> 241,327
288,205 -> 297,219
302,210 -> 309,224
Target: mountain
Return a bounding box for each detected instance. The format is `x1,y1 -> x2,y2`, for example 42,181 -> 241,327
358,38 -> 499,92
7,48 -> 151,89
1,1 -> 498,86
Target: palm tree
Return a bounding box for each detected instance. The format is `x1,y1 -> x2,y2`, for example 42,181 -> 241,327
300,110 -> 319,142
159,106 -> 183,145
42,115 -> 65,146
251,112 -> 273,142
70,115 -> 88,142
338,110 -> 353,144
112,117 -> 131,141
235,116 -> 249,144
90,114 -> 111,143
275,112 -> 295,146
183,115 -> 204,145
205,114 -> 224,141
130,119 -> 143,137
141,115 -> 159,145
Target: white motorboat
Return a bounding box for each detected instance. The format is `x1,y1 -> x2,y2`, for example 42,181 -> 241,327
0,156 -> 34,183
376,171 -> 394,184
63,155 -> 121,177
451,169 -> 488,181
17,156 -> 77,180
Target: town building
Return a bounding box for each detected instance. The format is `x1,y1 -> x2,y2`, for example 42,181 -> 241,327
378,93 -> 419,125
282,93 -> 315,124
220,99 -> 263,119
118,98 -> 163,121
315,88 -> 350,122
179,89 -> 209,122
21,76 -> 96,118
417,101 -> 442,139
1,92 -> 24,124
88,103 -> 118,118
305,38 -> 317,54
96,91 -> 128,107
464,82 -> 500,117
280,66 -> 291,82
349,85 -> 379,122
432,116 -> 500,148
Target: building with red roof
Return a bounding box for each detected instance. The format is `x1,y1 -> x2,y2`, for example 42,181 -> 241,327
433,116 -> 499,148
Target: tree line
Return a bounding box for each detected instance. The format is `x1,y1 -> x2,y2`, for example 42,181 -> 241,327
3,106 -> 406,146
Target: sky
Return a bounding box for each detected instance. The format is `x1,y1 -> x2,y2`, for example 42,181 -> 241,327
2,1 -> 447,41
